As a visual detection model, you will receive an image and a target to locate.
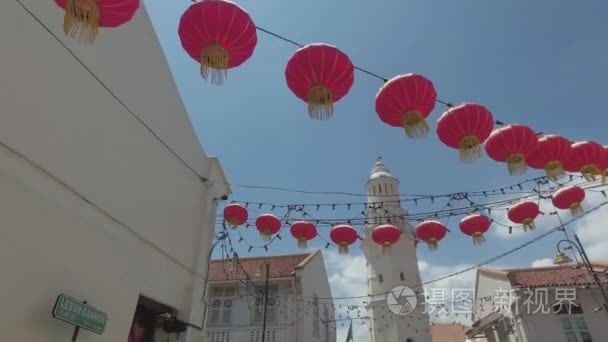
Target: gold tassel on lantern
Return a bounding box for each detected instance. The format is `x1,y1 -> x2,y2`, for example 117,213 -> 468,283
260,229 -> 271,242
426,238 -> 438,252
338,242 -> 349,255
307,85 -> 334,120
297,238 -> 308,249
382,242 -> 392,255
506,153 -> 528,176
227,218 -> 238,229
544,160 -> 566,181
458,135 -> 482,163
200,44 -> 229,86
402,111 -> 429,139
472,232 -> 486,245
522,218 -> 536,232
580,165 -> 600,182
63,0 -> 100,44
569,203 -> 584,217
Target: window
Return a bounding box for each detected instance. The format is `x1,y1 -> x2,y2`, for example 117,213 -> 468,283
378,184 -> 382,194
559,314 -> 593,342
312,294 -> 320,338
390,183 -> 395,194
384,184 -> 388,194
252,284 -> 279,324
378,274 -> 383,283
208,286 -> 235,326
400,272 -> 405,281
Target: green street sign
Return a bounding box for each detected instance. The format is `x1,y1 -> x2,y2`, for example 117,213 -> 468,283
52,294 -> 107,334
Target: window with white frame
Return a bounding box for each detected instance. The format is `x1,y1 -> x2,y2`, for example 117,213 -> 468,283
208,286 -> 235,326
555,303 -> 592,342
312,294 -> 320,338
252,284 -> 279,324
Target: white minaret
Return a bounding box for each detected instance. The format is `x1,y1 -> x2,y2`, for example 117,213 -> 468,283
362,158 -> 431,342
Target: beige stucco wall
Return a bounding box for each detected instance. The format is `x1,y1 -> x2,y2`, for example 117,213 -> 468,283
0,0 -> 229,341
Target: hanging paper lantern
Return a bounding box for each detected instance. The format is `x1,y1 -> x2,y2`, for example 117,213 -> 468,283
526,135 -> 571,181
223,203 -> 248,228
436,103 -> 495,163
178,0 -> 257,85
507,201 -> 540,232
484,124 -> 539,176
285,44 -> 355,120
563,141 -> 604,182
459,214 -> 491,245
371,224 -> 401,255
552,186 -> 586,217
330,224 -> 358,255
375,74 -> 437,139
599,146 -> 608,184
55,0 -> 140,44
416,221 -> 448,251
290,221 -> 317,249
255,214 -> 281,241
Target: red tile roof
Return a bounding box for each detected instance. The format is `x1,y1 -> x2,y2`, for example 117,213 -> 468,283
207,251 -> 316,282
431,323 -> 468,342
505,263 -> 608,288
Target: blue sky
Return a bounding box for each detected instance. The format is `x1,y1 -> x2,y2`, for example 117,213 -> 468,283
144,0 -> 608,337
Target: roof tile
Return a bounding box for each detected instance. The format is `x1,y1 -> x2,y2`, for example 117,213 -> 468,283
207,251 -> 314,282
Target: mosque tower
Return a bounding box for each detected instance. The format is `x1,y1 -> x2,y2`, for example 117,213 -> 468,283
361,158 -> 432,342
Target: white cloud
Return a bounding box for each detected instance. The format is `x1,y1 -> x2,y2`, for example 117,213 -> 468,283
574,200 -> 608,261
322,250 -> 369,342
531,258 -> 554,268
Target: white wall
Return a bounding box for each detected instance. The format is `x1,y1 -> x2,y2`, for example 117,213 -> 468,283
205,279 -> 292,342
296,251 -> 336,342
0,1 -> 229,341
515,288 -> 608,342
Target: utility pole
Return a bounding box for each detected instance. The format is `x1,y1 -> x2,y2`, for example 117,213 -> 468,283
261,262 -> 270,342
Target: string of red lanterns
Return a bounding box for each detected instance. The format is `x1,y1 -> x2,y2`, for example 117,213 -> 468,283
53,0 -> 608,183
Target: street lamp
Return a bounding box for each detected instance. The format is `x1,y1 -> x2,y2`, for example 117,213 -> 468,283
255,261 -> 271,342
553,234 -> 608,312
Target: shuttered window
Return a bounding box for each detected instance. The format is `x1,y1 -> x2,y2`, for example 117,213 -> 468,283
208,286 -> 235,326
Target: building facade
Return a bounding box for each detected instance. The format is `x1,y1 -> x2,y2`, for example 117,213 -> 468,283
204,250 -> 336,342
468,263 -> 608,342
361,159 -> 432,342
0,1 -> 229,341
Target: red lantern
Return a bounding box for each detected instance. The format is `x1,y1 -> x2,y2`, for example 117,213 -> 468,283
55,0 -> 140,43
599,146 -> 608,184
375,74 -> 437,139
178,0 -> 257,85
484,124 -> 539,176
563,141 -> 604,182
459,214 -> 491,245
330,224 -> 358,255
436,103 -> 495,163
371,224 -> 401,255
290,221 -> 317,249
223,203 -> 248,228
552,186 -> 586,217
507,201 -> 540,232
285,44 -> 355,120
255,214 -> 281,241
526,135 -> 571,181
416,221 -> 448,251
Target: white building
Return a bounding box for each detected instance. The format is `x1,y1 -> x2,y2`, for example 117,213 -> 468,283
0,1 -> 230,341
362,159 -> 432,342
467,263 -> 608,342
204,250 -> 336,342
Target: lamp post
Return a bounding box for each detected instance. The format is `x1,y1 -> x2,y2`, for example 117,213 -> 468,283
255,261 -> 271,342
553,234 -> 608,312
